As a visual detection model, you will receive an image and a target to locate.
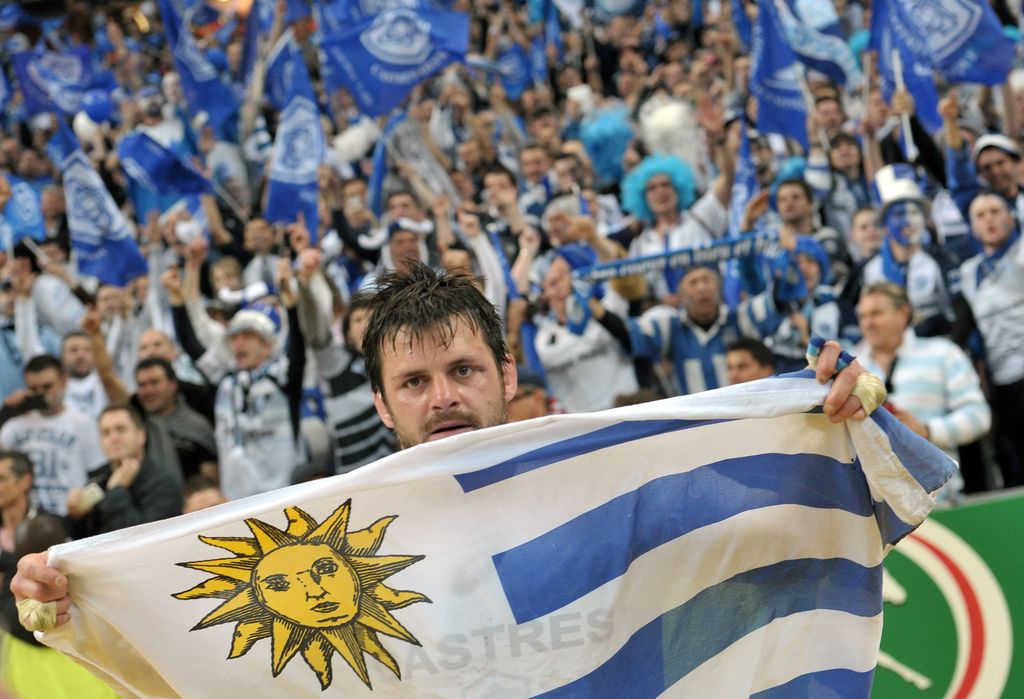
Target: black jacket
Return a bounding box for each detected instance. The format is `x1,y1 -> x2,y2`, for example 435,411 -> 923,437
70,456 -> 183,540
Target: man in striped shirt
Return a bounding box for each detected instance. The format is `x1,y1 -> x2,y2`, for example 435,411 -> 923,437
855,282 -> 990,496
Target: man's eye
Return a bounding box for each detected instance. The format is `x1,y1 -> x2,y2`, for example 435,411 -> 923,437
406,377 -> 422,388
455,366 -> 473,377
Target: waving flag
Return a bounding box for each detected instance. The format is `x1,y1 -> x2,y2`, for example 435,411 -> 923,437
730,0 -> 753,50
367,110 -> 406,218
1,174 -> 45,243
750,0 -> 808,150
776,0 -> 862,86
242,0 -> 311,87
264,39 -> 323,241
12,49 -> 93,115
0,66 -> 10,113
39,374 -> 954,697
159,0 -> 239,139
53,120 -> 147,286
872,0 -> 1013,86
497,44 -> 531,101
118,132 -> 212,196
868,0 -> 941,134
320,6 -> 469,116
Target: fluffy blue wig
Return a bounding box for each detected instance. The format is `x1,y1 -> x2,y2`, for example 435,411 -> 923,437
581,107 -> 635,188
620,154 -> 697,223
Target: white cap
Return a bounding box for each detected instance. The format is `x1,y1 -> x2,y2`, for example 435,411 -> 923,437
972,133 -> 1021,163
875,164 -> 923,218
226,310 -> 276,342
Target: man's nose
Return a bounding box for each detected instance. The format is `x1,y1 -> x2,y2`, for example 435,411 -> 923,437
429,375 -> 459,410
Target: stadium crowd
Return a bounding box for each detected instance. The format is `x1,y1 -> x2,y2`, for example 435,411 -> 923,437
0,0 -> 1023,692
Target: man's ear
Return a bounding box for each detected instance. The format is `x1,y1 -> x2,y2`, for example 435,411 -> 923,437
502,354 -> 518,405
372,390 -> 395,429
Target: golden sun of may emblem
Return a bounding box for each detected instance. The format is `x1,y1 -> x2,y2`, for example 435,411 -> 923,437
173,499 -> 430,690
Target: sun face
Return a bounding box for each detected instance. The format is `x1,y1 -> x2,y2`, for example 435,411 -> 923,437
173,500 -> 430,690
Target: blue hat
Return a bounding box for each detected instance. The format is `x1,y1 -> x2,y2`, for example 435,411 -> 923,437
793,236 -> 832,286
555,243 -> 598,272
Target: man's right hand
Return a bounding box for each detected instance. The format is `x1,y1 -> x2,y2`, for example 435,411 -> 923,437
11,552 -> 71,629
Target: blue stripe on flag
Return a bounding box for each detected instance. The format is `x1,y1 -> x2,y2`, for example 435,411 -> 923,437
534,557 -> 882,698
494,452 -> 872,624
751,667 -> 876,698
869,408 -> 953,497
455,419 -> 730,493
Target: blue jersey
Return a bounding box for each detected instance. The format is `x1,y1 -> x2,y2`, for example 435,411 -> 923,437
628,294 -> 783,395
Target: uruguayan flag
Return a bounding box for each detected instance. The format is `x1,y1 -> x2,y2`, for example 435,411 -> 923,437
776,0 -> 862,86
750,0 -> 808,150
319,6 -> 469,116
1,174 -> 46,243
39,373 -> 954,697
159,0 -> 239,138
265,39 -> 323,241
54,120 -> 147,286
11,49 -> 92,115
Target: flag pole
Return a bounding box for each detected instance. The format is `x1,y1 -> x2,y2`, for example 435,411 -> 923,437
891,49 -> 919,163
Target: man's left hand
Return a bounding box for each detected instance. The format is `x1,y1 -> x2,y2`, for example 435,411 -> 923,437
811,339 -> 883,424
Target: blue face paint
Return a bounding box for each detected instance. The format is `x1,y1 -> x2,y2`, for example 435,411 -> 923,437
883,201 -> 925,246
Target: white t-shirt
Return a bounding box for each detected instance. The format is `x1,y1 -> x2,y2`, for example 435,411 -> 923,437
0,407 -> 105,515
65,371 -> 108,419
959,237 -> 1024,385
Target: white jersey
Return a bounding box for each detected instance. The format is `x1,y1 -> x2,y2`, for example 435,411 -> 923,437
534,316 -> 638,414
0,407 -> 105,515
65,371 -> 108,419
863,249 -> 952,326
215,357 -> 303,501
628,190 -> 728,299
959,237 -> 1024,385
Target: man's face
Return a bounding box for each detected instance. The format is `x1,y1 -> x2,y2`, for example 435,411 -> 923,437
0,458 -> 31,510
829,139 -> 859,171
135,366 -> 177,415
976,149 -> 1020,197
229,330 -> 273,370
61,336 -> 94,378
96,285 -> 124,319
553,158 -> 579,193
520,148 -> 549,183
816,99 -> 845,131
726,349 -> 773,385
41,189 -> 64,218
857,293 -> 909,351
459,140 -> 482,170
776,184 -> 812,227
483,172 -> 517,208
99,410 -> 146,463
851,210 -> 883,258
138,330 -> 177,361
386,193 -> 420,222
507,384 -> 548,422
24,367 -> 65,414
883,201 -> 926,246
342,180 -> 367,205
796,253 -> 821,289
678,268 -> 721,323
541,256 -> 572,311
372,320 -> 516,449
644,174 -> 680,219
970,194 -> 1015,251
389,231 -> 420,272
244,220 -> 274,254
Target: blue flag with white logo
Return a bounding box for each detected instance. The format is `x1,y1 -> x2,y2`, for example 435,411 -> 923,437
776,0 -> 861,86
159,0 -> 239,139
1,175 -> 46,243
731,0 -> 752,50
873,0 -> 1013,86
868,0 -> 941,134
530,34 -> 548,85
264,39 -> 323,242
12,49 -> 93,115
750,0 -> 808,150
320,7 -> 470,117
118,132 -> 212,196
53,119 -> 148,286
497,44 -> 531,101
242,0 -> 311,87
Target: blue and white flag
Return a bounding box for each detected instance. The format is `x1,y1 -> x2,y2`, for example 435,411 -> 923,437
39,374 -> 955,697
868,0 -> 941,134
776,0 -> 862,87
529,35 -> 548,85
265,39 -> 323,241
243,0 -> 312,87
730,0 -> 752,50
12,49 -> 93,115
728,127 -> 759,238
1,174 -> 45,243
53,120 -> 148,286
118,132 -> 212,196
497,44 -> 531,101
0,66 -> 10,114
159,0 -> 239,139
750,0 -> 808,150
872,0 -> 1013,86
368,110 -> 406,218
320,7 -> 470,116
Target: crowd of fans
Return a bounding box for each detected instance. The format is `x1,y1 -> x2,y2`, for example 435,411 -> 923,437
1,0 -> 1024,690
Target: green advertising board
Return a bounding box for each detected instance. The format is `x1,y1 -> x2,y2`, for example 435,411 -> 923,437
873,490 -> 1023,697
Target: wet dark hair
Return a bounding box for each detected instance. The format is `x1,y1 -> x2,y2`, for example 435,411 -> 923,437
362,262 -> 509,395
24,354 -> 64,376
99,404 -> 146,430
0,450 -> 32,480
